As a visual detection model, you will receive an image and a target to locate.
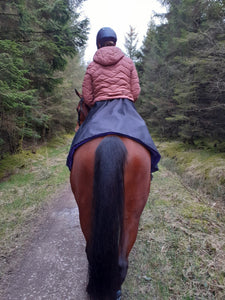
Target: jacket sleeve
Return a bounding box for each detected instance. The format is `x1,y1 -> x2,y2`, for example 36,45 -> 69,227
82,66 -> 94,107
130,62 -> 141,101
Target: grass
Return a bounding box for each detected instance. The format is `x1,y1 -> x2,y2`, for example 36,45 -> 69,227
123,161 -> 225,299
0,134 -> 72,279
158,141 -> 225,201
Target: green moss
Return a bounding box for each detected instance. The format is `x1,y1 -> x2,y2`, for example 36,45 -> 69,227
0,151 -> 34,180
181,202 -> 212,217
158,141 -> 225,201
0,134 -> 72,181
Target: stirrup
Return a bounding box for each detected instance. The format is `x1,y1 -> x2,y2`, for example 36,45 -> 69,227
116,290 -> 121,300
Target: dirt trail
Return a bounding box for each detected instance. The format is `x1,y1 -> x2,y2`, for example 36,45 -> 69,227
1,184 -> 89,300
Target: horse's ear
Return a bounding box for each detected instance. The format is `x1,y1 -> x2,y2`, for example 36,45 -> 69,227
75,89 -> 82,99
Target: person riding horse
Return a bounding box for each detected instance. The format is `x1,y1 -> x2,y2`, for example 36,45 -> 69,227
68,27 -> 160,175
67,27 -> 161,300
82,27 -> 140,108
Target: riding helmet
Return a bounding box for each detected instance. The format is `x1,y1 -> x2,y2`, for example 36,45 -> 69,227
96,27 -> 117,49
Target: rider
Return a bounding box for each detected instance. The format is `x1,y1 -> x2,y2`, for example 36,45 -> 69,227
82,27 -> 141,107
67,27 -> 161,175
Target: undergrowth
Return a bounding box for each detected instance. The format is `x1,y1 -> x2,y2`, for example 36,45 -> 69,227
158,141 -> 225,202
0,134 -> 72,279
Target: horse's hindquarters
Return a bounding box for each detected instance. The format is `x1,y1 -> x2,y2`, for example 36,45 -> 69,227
70,136 -> 151,299
70,136 -> 151,248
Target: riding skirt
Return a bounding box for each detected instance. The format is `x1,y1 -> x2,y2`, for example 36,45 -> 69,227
66,99 -> 161,173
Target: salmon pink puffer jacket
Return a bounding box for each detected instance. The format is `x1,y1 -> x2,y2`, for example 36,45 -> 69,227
82,46 -> 140,107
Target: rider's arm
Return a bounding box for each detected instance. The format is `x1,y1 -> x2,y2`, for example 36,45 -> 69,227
82,69 -> 94,107
130,62 -> 141,102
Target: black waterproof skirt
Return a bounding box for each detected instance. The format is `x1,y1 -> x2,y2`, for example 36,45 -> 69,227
66,99 -> 161,173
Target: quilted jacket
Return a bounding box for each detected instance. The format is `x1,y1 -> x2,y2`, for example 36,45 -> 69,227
82,46 -> 140,107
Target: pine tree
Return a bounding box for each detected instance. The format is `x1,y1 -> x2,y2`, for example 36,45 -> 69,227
0,0 -> 89,154
140,0 -> 225,148
124,25 -> 139,61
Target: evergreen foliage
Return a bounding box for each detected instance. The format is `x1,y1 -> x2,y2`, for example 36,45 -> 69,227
139,0 -> 225,149
0,0 -> 88,154
124,25 -> 139,61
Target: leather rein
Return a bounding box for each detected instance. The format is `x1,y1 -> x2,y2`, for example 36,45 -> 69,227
75,89 -> 90,127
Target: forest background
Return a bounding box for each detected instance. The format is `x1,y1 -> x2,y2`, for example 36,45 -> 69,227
0,0 -> 225,156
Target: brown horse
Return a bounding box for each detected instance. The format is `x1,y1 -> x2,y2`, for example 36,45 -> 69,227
70,94 -> 151,300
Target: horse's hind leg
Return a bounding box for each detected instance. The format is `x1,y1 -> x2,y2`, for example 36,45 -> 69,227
118,214 -> 140,285
118,254 -> 128,284
118,139 -> 151,286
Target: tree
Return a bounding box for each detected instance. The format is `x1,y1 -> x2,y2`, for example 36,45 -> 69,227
47,54 -> 86,135
0,40 -> 36,152
124,26 -> 139,61
140,0 -> 225,148
0,0 -> 89,154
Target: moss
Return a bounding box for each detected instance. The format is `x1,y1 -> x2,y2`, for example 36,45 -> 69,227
0,134 -> 72,181
0,151 -> 34,180
158,141 -> 225,201
181,202 -> 212,217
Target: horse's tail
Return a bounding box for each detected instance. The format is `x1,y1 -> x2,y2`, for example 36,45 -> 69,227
87,136 -> 127,300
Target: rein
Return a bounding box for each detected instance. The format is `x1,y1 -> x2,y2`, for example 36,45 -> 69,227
75,89 -> 90,127
77,97 -> 85,126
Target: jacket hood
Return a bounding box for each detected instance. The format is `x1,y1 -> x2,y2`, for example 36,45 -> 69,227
93,46 -> 124,66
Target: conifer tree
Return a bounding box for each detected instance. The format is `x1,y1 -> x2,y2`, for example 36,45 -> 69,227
124,26 -> 139,61
140,0 -> 225,148
0,0 -> 88,154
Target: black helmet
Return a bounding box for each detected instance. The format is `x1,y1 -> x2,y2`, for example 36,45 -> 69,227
96,27 -> 117,49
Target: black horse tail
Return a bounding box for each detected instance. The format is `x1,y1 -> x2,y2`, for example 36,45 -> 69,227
87,136 -> 127,300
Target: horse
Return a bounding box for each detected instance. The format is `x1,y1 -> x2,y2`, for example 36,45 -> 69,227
70,92 -> 151,300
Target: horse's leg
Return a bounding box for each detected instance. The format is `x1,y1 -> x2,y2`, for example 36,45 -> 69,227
70,144 -> 95,243
118,199 -> 150,285
118,139 -> 151,285
118,213 -> 144,284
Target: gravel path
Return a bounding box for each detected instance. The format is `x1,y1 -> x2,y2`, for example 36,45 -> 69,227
1,184 -> 89,300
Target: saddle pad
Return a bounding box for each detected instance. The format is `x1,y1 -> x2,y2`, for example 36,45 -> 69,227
66,99 -> 161,173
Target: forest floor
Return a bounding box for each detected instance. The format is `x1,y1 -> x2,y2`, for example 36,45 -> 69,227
0,136 -> 224,299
